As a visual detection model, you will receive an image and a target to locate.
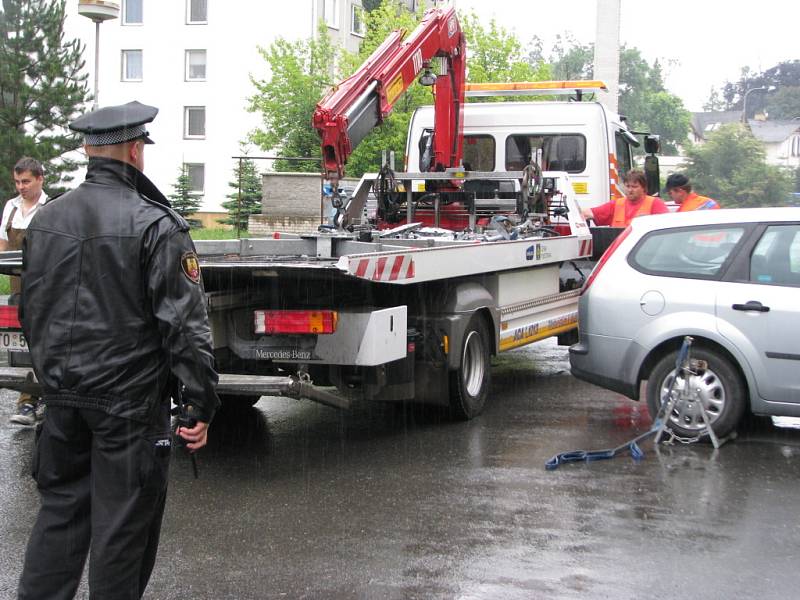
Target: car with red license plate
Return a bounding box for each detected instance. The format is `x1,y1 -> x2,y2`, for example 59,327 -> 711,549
569,207 -> 800,439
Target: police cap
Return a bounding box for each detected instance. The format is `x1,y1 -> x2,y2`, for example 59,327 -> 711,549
69,101 -> 158,146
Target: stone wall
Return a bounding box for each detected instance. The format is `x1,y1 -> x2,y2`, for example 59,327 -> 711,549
247,172 -> 359,236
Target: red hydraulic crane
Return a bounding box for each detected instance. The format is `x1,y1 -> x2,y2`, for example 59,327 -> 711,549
312,5 -> 466,187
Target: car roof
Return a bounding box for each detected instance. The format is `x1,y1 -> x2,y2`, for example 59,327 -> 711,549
630,207 -> 800,233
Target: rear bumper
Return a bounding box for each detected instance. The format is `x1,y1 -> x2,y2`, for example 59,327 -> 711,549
568,333 -> 640,400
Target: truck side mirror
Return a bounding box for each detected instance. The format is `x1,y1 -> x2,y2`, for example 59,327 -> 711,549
644,135 -> 660,155
644,155 -> 661,196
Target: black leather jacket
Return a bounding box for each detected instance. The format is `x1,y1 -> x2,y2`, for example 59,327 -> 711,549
20,157 -> 219,423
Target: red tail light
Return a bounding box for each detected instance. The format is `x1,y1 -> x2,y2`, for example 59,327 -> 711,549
580,226 -> 632,295
254,310 -> 338,335
0,305 -> 21,328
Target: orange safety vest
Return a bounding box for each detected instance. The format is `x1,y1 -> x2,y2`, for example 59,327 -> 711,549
678,193 -> 720,212
611,195 -> 655,227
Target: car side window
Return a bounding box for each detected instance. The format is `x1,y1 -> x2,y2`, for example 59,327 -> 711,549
631,226 -> 745,278
750,224 -> 800,286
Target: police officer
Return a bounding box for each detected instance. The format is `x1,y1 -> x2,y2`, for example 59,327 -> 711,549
17,101 -> 220,599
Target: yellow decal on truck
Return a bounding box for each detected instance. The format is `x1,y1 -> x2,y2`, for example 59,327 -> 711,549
499,312 -> 578,352
572,182 -> 588,194
386,75 -> 405,107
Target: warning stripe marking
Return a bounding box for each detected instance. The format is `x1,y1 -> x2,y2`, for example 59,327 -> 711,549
608,153 -> 624,200
351,255 -> 416,281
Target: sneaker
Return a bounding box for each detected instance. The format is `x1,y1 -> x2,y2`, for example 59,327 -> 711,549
9,402 -> 37,426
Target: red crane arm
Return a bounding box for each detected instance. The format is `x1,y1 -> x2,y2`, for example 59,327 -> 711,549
312,6 -> 466,183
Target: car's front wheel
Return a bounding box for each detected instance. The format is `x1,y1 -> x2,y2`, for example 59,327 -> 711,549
646,347 -> 745,440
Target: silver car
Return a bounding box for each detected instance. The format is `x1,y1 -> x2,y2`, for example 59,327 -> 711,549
569,207 -> 800,439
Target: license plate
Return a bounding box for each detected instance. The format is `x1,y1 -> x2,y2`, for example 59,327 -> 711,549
0,331 -> 27,351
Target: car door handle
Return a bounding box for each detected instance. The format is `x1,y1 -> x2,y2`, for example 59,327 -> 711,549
732,301 -> 770,313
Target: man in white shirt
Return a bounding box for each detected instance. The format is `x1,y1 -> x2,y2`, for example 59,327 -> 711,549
3,157 -> 48,426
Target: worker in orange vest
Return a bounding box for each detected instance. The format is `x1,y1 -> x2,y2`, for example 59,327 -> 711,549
581,169 -> 669,226
665,173 -> 720,212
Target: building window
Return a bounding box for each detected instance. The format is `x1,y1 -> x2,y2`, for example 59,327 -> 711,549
122,0 -> 143,25
185,163 -> 205,194
121,50 -> 143,81
324,0 -> 338,28
187,0 -> 207,24
185,50 -> 207,81
351,4 -> 365,36
184,106 -> 206,139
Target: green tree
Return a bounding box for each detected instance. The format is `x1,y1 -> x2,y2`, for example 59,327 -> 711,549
248,22 -> 337,173
717,60 -> 800,116
0,0 -> 90,201
338,0 -> 424,177
220,153 -> 263,231
168,165 -> 202,219
549,34 -> 593,81
459,13 -> 550,87
547,39 -> 690,154
344,6 -> 552,175
618,48 -> 690,154
764,86 -> 800,120
682,123 -> 792,207
702,86 -> 726,111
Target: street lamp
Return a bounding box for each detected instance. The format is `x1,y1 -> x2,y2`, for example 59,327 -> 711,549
741,86 -> 774,124
78,0 -> 120,110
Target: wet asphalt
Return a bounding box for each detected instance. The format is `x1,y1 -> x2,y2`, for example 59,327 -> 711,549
1,340 -> 799,599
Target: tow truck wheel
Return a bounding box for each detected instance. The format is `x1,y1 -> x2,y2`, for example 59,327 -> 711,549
449,316 -> 491,420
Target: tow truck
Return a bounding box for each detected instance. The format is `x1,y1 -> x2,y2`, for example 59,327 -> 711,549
0,5 -> 593,419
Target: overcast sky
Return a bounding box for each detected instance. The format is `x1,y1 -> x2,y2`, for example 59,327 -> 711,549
453,0 -> 800,111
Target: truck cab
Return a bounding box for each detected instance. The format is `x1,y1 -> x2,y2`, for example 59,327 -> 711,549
405,83 -> 648,213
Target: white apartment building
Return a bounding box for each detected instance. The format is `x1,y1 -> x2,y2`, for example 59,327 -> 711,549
63,0 -> 366,216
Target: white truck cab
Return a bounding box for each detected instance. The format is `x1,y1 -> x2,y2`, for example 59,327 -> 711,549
405,81 -> 658,213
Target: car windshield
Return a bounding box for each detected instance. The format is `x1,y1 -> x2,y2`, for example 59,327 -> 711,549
630,226 -> 746,277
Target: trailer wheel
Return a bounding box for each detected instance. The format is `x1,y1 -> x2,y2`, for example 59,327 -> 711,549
449,316 -> 491,420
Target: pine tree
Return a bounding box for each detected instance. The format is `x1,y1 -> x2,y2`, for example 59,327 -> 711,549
168,165 -> 202,220
220,155 -> 263,232
0,0 -> 90,201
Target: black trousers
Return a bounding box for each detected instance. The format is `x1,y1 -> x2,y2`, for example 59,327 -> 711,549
18,403 -> 172,600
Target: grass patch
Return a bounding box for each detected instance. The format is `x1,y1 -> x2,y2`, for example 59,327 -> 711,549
190,228 -> 243,240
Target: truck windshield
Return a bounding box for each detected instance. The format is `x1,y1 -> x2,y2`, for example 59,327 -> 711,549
505,134 -> 586,173
418,131 -> 495,171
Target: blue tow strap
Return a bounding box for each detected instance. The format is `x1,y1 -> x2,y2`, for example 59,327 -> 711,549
545,429 -> 652,470
546,338 -> 693,471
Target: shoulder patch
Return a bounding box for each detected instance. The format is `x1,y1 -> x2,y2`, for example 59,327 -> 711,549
181,251 -> 201,284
